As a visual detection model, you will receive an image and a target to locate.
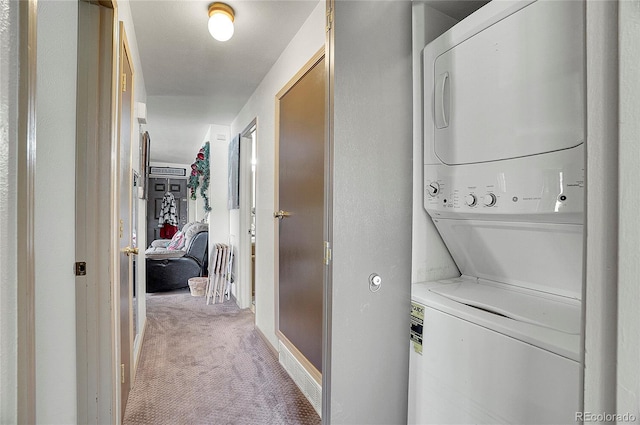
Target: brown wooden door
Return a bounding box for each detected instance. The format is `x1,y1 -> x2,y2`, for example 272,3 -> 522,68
277,53 -> 325,373
118,25 -> 134,419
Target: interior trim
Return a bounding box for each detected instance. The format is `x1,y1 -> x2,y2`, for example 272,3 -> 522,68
277,332 -> 322,385
17,0 -> 37,422
237,118 -> 257,311
322,0 -> 334,422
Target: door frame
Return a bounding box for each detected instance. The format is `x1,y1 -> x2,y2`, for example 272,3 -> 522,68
75,1 -> 122,423
238,119 -> 257,310
273,47 -> 325,385
16,0 -> 37,422
116,21 -> 136,420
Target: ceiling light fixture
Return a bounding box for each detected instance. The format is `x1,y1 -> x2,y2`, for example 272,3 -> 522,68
208,2 -> 235,42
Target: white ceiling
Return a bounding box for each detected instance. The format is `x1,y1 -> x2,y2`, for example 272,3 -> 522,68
130,0 -> 488,165
129,0 -> 319,164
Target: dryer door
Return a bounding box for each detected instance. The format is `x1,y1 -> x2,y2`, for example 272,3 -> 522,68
430,0 -> 584,165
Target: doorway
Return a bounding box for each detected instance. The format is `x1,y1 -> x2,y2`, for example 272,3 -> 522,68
275,50 -> 325,380
146,177 -> 189,244
239,121 -> 257,311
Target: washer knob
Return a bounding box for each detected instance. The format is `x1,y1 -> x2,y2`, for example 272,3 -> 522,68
483,193 -> 497,207
465,194 -> 477,207
426,182 -> 440,197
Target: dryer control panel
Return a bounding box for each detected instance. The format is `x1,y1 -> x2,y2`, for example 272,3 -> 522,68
424,146 -> 584,224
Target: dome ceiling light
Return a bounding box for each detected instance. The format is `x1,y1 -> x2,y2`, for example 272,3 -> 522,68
208,2 -> 235,42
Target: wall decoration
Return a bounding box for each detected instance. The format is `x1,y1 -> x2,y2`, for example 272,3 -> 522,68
228,134 -> 240,210
187,141 -> 212,212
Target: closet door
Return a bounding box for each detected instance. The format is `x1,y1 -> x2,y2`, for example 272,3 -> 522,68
276,52 -> 325,375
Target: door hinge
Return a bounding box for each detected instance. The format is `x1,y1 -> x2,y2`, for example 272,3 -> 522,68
121,73 -> 127,92
326,7 -> 333,32
75,261 -> 87,276
121,364 -> 125,384
324,241 -> 332,265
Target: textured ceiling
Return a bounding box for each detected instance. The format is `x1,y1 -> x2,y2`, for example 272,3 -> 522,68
129,0 -> 319,164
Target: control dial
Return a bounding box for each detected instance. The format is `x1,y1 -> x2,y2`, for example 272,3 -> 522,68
426,182 -> 440,197
483,193 -> 497,207
465,194 -> 477,207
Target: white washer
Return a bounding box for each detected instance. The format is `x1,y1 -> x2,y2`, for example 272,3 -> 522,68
409,278 -> 581,424
410,0 -> 585,423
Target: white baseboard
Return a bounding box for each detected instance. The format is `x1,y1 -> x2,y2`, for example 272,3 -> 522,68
278,340 -> 322,417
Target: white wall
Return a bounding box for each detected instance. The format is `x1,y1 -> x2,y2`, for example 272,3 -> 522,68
207,124 -> 230,244
35,1 -> 78,421
0,0 -> 19,421
617,1 -> 640,417
411,2 -> 459,283
230,0 -> 324,349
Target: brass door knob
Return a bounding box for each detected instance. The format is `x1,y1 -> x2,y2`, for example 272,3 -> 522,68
123,246 -> 139,256
274,210 -> 291,220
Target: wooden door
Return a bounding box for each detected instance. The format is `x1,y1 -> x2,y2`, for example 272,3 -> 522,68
276,52 -> 325,375
118,24 -> 135,419
146,177 -> 188,243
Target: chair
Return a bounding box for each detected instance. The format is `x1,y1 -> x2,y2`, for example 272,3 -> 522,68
146,225 -> 209,293
206,243 -> 234,304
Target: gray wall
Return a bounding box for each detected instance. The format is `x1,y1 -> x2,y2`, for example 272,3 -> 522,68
410,2 -> 459,284
0,0 -> 20,421
617,1 -> 640,416
325,1 -> 413,423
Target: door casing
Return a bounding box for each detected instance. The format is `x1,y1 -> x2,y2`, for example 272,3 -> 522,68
117,22 -> 135,420
238,119 -> 257,310
75,1 -> 120,423
274,48 -> 325,384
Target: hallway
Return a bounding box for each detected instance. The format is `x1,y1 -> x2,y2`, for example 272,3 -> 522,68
123,290 -> 320,425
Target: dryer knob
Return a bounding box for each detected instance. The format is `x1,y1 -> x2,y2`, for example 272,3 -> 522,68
483,193 -> 497,207
426,182 -> 440,197
465,194 -> 477,207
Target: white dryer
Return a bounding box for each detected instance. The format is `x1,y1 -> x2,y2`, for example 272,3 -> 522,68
409,1 -> 585,423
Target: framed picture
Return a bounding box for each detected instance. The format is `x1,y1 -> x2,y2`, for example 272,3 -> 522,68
139,131 -> 151,199
228,133 -> 240,209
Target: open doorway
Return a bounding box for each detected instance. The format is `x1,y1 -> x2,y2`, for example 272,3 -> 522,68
238,120 -> 257,312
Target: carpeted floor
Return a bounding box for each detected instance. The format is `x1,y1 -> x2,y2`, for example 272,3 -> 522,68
123,289 -> 321,425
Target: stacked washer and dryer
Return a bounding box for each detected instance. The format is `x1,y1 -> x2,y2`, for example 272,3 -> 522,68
409,1 -> 584,423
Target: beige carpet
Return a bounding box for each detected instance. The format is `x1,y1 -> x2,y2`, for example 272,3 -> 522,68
123,289 -> 321,425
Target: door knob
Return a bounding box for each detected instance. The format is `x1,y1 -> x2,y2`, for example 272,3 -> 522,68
274,210 -> 291,220
123,246 -> 139,256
